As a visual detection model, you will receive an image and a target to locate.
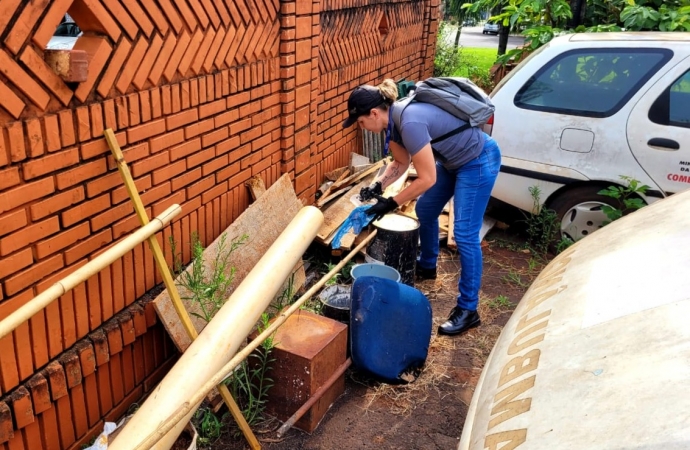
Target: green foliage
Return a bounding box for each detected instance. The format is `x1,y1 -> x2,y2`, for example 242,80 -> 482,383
323,262 -> 341,286
434,22 -> 463,76
272,273 -> 296,314
503,269 -> 528,287
620,2 -> 690,31
487,294 -> 512,308
456,47 -> 497,91
225,313 -> 275,427
555,235 -> 574,254
523,185 -> 560,256
598,176 -> 650,224
172,232 -> 248,323
492,0 -> 572,31
469,0 -> 690,66
339,260 -> 356,283
194,407 -> 223,446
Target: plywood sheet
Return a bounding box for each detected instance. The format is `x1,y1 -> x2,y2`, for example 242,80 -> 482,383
153,174 -> 305,352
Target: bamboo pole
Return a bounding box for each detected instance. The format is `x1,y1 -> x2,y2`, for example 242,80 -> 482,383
111,206 -> 323,450
103,129 -> 261,450
131,229 -> 378,450
0,204 -> 180,340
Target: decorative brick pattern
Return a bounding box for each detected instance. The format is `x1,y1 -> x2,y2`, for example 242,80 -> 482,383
0,0 -> 438,447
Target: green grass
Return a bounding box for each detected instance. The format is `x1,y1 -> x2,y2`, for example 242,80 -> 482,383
454,47 -> 498,78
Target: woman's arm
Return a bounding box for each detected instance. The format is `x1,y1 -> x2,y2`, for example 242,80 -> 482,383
392,143 -> 436,206
375,140 -> 411,190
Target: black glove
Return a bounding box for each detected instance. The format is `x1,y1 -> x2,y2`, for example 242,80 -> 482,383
359,181 -> 383,202
366,196 -> 398,221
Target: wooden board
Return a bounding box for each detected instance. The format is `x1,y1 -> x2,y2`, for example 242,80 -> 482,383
315,169 -> 350,207
448,197 -> 457,250
245,175 -> 267,200
153,174 -> 305,352
315,177 -> 373,245
325,167 -> 348,181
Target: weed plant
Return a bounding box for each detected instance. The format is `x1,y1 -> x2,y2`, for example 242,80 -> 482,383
170,232 -> 248,323
271,273 -> 296,314
523,186 -> 560,256
503,269 -> 528,288
194,407 -> 222,446
598,176 -> 650,224
554,235 -> 574,254
323,262 -> 341,286
225,313 -> 275,428
487,294 -> 512,309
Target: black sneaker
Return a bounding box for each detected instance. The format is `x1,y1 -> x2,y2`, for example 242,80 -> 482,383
415,265 -> 437,280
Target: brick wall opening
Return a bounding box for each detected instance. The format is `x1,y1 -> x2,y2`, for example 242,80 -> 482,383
45,14 -> 88,84
379,15 -> 389,36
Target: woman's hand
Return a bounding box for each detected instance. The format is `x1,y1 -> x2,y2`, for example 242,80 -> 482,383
366,197 -> 399,221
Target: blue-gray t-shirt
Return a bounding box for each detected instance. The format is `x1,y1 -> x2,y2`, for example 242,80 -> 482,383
390,101 -> 485,170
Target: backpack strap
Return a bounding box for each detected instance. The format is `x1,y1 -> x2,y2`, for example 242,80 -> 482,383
392,97 -> 473,165
430,123 -> 472,145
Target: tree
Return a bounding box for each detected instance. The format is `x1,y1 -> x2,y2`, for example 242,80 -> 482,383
465,0 -> 690,62
447,0 -> 482,48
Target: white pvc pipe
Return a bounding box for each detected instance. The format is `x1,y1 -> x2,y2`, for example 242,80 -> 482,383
108,206 -> 324,450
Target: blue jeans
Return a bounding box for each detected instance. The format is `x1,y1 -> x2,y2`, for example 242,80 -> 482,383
415,136 -> 501,311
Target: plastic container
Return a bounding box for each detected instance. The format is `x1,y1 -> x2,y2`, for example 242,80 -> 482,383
319,284 -> 352,323
350,263 -> 401,283
367,213 -> 420,286
349,276 -> 432,384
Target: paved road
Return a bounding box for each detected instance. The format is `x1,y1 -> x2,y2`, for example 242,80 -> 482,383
443,26 -> 525,50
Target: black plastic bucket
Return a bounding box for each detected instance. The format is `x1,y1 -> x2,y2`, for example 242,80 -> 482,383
319,284 -> 352,323
367,214 -> 420,286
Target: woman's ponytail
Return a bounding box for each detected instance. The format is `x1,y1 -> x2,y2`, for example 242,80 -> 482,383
377,79 -> 398,105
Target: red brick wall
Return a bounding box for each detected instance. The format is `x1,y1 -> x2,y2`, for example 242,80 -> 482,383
0,0 -> 438,447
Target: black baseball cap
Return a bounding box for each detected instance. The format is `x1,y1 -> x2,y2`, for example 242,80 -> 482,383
342,85 -> 385,128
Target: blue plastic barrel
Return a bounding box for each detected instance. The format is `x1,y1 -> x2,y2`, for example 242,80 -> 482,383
349,276 -> 432,384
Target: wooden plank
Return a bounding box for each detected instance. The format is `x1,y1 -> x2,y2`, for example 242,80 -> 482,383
315,168 -> 350,208
448,197 -> 457,250
245,175 -> 266,200
153,173 -> 304,352
325,166 -> 348,181
330,158 -> 385,192
316,178 -> 372,244
315,185 -> 353,208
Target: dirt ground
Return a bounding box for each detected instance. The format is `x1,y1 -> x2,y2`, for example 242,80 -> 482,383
205,226 -> 549,450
